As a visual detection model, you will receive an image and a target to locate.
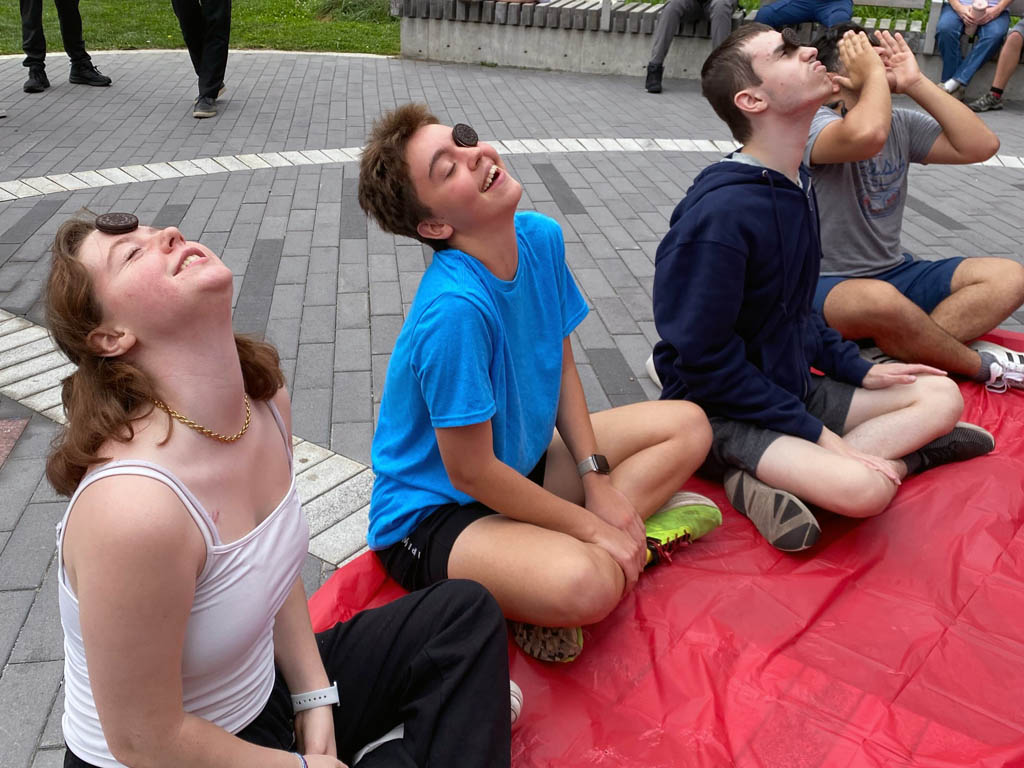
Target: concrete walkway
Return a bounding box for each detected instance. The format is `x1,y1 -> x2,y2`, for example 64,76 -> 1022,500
2,47 -> 1023,767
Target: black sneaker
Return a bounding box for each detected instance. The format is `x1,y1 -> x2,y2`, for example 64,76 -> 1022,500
192,96 -> 217,119
914,422 -> 995,472
24,67 -> 49,93
69,63 -> 111,87
724,468 -> 821,552
645,63 -> 664,94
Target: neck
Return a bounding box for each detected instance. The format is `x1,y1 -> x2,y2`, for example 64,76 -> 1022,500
132,314 -> 248,438
741,109 -> 816,186
449,216 -> 519,281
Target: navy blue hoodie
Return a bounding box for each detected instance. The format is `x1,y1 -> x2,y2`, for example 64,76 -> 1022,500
652,157 -> 871,444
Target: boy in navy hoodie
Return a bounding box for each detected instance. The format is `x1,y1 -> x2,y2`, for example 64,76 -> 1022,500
650,26 -> 994,552
357,105 -> 720,662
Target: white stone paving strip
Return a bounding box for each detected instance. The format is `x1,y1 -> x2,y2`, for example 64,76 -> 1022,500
11,134 -> 1019,201
0,309 -> 372,567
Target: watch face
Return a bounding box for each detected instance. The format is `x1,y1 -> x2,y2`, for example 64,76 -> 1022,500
593,454 -> 611,474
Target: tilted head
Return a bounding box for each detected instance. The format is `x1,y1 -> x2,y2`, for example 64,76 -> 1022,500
44,212 -> 282,495
358,103 -> 521,251
702,24 -> 834,143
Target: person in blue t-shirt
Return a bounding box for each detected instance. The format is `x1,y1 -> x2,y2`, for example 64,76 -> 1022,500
356,104 -> 721,663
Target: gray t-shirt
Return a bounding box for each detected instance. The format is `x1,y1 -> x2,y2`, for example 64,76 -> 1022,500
804,106 -> 942,277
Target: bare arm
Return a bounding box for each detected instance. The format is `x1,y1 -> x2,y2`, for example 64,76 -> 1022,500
810,31 -> 892,164
870,31 -> 1000,163
68,478 -> 308,768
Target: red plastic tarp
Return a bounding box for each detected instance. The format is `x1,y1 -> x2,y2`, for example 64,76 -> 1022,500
308,330 -> 1024,768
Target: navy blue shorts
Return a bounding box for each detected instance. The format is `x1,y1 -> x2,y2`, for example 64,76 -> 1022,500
814,254 -> 963,317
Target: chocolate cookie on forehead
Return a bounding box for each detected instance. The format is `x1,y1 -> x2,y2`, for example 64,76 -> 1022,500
95,212 -> 139,235
452,123 -> 478,148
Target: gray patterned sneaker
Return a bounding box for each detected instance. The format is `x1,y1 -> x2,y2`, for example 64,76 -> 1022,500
968,91 -> 1004,112
724,469 -> 821,552
912,422 -> 995,472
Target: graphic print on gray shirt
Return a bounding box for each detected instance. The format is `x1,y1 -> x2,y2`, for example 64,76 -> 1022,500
804,106 -> 942,277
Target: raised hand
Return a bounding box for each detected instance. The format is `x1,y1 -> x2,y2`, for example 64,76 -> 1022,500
875,30 -> 923,93
834,30 -> 886,92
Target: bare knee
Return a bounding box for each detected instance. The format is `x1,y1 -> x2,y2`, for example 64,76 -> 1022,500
915,374 -> 963,431
666,400 -> 712,455
546,547 -> 622,626
995,260 -> 1024,308
825,469 -> 894,518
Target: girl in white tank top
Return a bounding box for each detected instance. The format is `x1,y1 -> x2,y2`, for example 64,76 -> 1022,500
46,212 -> 512,768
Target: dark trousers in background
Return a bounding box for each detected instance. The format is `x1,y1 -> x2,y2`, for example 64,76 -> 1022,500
171,0 -> 232,99
64,580 -> 512,768
20,0 -> 90,69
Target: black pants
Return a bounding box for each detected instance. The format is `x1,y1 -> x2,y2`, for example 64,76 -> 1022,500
65,580 -> 511,767
171,0 -> 231,99
20,0 -> 90,69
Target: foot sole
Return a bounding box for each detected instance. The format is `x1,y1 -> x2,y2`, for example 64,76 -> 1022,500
724,470 -> 821,552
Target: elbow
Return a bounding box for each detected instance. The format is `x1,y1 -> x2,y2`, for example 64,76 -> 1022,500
852,127 -> 888,159
446,460 -> 485,497
976,132 -> 1000,162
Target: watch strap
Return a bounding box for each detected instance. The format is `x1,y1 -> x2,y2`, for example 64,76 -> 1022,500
577,454 -> 610,477
291,682 -> 339,712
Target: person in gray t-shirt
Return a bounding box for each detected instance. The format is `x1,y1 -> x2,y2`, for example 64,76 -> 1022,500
806,22 -> 1024,392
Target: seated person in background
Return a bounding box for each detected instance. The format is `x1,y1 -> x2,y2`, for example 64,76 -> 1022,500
652,26 -> 994,553
645,0 -> 738,93
935,0 -> 1012,97
358,105 -> 720,663
48,212 -> 513,768
755,0 -> 852,34
968,17 -> 1024,111
807,23 -> 1024,390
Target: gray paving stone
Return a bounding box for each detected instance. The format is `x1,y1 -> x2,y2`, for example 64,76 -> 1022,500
369,281 -> 403,317
338,263 -> 369,294
337,293 -> 369,330
332,372 -> 373,423
370,315 -> 403,355
587,347 -> 646,399
277,256 -> 309,285
330,421 -> 373,467
31,748 -> 65,768
11,553 -> 61,663
290,387 -> 332,447
8,416 -> 59,461
0,503 -> 64,590
295,343 -> 335,389
0,458 -> 47,531
0,590 -> 34,668
39,689 -> 63,750
299,305 -> 336,344
232,238 -> 284,338
0,660 -> 63,768
334,329 -> 371,372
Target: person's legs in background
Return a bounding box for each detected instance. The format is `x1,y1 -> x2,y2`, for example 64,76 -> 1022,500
645,0 -> 703,92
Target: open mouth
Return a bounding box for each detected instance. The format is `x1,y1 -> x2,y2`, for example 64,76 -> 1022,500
482,163 -> 501,192
175,248 -> 206,275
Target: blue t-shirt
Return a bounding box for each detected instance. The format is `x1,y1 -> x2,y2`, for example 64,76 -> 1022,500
368,212 -> 589,549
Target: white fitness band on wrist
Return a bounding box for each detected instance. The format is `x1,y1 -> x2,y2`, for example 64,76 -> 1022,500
291,682 -> 339,712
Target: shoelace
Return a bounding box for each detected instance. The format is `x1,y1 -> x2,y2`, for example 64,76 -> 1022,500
987,362 -> 1024,393
646,532 -> 691,565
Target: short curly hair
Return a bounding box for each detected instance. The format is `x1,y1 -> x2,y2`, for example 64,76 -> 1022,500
357,103 -> 447,251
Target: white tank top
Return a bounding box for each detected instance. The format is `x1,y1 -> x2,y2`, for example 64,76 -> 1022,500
57,402 -> 308,768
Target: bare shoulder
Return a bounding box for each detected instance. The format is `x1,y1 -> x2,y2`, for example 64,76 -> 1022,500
67,473 -> 206,563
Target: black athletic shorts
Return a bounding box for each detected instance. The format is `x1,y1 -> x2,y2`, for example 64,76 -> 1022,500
376,453 -> 547,593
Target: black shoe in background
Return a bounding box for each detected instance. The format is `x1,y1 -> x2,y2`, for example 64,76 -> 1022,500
645,63 -> 664,94
24,67 -> 50,93
69,64 -> 112,87
193,96 -> 217,119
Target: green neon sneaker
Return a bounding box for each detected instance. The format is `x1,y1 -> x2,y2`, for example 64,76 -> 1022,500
510,621 -> 584,663
644,491 -> 722,567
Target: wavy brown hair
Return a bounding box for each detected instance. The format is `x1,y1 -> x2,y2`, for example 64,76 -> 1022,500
44,212 -> 285,497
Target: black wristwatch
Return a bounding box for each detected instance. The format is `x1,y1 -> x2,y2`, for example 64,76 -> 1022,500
577,454 -> 611,477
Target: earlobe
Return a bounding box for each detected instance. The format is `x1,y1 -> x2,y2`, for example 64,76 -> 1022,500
416,219 -> 454,242
86,327 -> 136,358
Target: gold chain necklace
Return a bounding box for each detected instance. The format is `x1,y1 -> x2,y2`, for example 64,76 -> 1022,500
152,394 -> 252,443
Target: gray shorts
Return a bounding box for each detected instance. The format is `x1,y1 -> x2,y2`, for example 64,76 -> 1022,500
702,376 -> 856,479
1014,17 -> 1024,37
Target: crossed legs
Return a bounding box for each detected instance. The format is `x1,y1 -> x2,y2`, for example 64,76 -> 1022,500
823,258 -> 1024,377
754,374 -> 963,517
447,400 -> 711,627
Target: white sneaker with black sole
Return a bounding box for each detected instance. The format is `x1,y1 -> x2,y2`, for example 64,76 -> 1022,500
971,340 -> 1024,392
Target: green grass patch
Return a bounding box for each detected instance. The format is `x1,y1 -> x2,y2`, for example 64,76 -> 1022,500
0,0 -> 398,56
